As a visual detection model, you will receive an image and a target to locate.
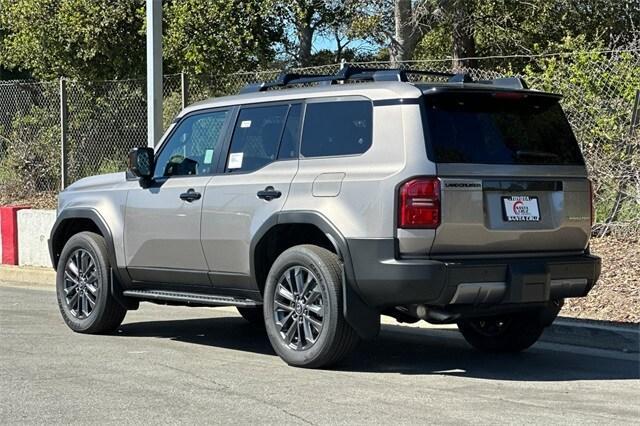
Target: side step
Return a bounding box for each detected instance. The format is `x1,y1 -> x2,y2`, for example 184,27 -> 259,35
122,290 -> 260,307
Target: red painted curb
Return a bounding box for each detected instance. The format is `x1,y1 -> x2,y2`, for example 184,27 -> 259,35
1,206 -> 31,265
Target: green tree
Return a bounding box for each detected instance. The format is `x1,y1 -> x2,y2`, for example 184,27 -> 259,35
0,0 -> 146,80
163,0 -> 282,76
0,0 -> 283,80
350,0 -> 639,67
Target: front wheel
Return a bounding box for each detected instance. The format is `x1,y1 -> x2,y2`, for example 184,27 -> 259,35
263,245 -> 360,368
457,312 -> 545,353
56,232 -> 127,334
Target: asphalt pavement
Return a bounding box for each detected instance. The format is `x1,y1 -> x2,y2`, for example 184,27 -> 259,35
1,283 -> 639,424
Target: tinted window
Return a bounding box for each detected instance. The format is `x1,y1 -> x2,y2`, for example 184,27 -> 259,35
301,101 -> 372,157
278,104 -> 302,160
423,93 -> 584,165
226,105 -> 288,172
154,110 -> 228,178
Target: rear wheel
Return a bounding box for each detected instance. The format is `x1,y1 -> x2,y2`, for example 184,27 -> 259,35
56,232 -> 127,334
263,245 -> 360,368
457,312 -> 545,353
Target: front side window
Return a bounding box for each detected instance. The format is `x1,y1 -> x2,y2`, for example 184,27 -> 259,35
154,110 -> 229,178
301,101 -> 373,158
225,105 -> 288,173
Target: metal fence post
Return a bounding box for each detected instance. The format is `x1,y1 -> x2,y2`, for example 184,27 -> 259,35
181,72 -> 189,110
59,77 -> 68,190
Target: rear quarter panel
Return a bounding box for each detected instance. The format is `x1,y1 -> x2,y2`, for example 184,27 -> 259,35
284,103 -> 432,240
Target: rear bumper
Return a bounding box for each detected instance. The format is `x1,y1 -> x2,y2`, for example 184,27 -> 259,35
347,239 -> 601,309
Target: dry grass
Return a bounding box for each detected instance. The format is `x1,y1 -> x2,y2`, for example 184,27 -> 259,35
0,192 -> 57,210
562,236 -> 639,324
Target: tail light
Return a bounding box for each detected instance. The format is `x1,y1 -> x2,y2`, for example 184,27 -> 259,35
398,178 -> 441,229
589,179 -> 594,227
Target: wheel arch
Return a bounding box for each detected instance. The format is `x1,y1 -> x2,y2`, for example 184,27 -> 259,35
251,211 -> 380,339
49,208 -> 116,272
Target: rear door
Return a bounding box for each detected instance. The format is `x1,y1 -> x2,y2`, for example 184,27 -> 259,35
201,102 -> 302,289
423,91 -> 591,255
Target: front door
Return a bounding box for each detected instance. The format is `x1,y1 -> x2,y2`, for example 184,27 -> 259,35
201,103 -> 302,290
124,108 -> 231,285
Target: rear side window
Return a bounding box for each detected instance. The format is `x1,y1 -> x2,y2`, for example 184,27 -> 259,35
423,93 -> 584,165
301,101 -> 372,157
226,105 -> 288,172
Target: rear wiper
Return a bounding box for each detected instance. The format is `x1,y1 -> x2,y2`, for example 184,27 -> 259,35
515,150 -> 560,161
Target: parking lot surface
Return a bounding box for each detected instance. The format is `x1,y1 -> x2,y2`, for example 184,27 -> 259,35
1,284 -> 639,424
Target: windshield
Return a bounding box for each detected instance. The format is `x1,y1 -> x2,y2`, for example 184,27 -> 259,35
423,92 -> 584,165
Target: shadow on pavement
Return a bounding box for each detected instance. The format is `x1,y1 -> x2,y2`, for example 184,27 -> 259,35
117,316 -> 640,381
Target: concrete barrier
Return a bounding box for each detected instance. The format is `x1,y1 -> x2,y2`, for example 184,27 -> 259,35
1,206 -> 31,265
17,209 -> 56,267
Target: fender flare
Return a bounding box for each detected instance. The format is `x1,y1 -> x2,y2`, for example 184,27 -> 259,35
250,211 -> 380,339
49,208 -> 135,308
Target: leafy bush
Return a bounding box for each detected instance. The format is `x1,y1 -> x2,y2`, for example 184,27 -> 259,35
0,106 -> 60,194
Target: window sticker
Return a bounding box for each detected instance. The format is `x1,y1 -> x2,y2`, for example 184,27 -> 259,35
240,120 -> 252,128
228,152 -> 244,169
203,149 -> 214,164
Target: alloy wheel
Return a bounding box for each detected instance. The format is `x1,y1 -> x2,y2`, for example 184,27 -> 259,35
272,265 -> 325,350
63,249 -> 99,319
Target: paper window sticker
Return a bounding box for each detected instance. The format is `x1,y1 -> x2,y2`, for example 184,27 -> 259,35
203,149 -> 214,164
228,152 -> 244,169
240,120 -> 252,128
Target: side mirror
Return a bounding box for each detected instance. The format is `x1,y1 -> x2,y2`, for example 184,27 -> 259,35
128,147 -> 155,180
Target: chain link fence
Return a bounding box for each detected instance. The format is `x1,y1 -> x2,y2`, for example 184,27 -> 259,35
1,51 -> 638,236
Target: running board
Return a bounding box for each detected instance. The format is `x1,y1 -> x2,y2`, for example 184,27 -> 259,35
122,290 -> 260,307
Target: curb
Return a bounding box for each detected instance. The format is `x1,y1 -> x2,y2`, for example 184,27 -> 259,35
0,265 -> 55,286
1,265 -> 638,354
544,318 -> 639,354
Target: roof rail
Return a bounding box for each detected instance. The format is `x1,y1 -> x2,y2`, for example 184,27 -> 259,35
238,66 -> 528,94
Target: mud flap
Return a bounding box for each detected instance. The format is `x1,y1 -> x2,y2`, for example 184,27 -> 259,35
110,268 -> 139,310
342,269 -> 380,340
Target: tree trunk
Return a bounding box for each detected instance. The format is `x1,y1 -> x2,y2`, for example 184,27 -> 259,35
391,0 -> 414,65
297,24 -> 314,67
451,0 -> 476,69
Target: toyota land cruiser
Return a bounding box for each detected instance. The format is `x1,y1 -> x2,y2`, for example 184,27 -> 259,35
49,67 -> 601,368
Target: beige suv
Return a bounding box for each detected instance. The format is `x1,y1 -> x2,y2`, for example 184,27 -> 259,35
49,67 -> 601,368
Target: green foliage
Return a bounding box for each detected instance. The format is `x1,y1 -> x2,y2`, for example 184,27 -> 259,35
0,0 -> 281,81
0,107 -> 60,193
524,36 -> 640,224
163,0 -> 281,76
412,0 -> 640,63
0,0 -> 146,80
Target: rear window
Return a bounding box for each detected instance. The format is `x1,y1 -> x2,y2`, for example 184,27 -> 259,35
301,101 -> 372,157
423,92 -> 584,165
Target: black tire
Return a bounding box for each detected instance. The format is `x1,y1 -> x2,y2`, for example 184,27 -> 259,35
56,231 -> 127,334
236,306 -> 265,326
263,245 -> 360,368
457,312 -> 545,353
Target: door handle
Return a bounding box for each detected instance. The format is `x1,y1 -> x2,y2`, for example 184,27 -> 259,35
180,188 -> 201,202
257,186 -> 282,201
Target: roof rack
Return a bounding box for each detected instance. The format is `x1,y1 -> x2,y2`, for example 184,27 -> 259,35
239,65 -> 528,94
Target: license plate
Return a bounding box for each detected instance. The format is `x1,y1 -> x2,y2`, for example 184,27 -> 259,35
502,196 -> 540,222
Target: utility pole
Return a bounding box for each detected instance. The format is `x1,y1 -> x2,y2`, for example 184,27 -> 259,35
146,0 -> 162,148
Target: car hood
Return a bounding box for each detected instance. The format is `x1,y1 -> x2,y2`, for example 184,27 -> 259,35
63,172 -> 128,193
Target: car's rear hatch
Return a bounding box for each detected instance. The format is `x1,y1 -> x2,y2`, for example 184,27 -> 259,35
422,89 -> 591,256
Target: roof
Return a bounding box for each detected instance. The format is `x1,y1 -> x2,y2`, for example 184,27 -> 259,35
181,81 -> 424,117
181,66 -> 560,117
